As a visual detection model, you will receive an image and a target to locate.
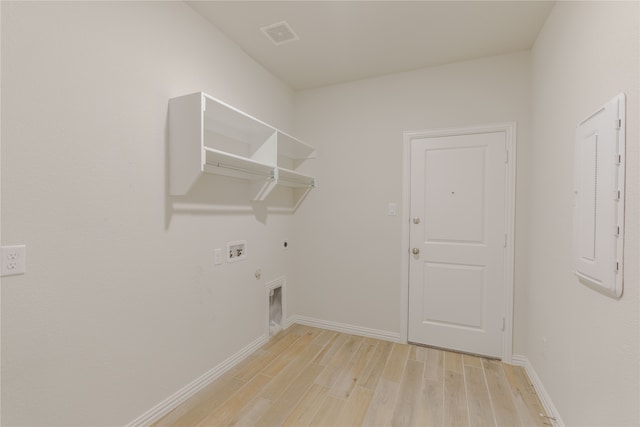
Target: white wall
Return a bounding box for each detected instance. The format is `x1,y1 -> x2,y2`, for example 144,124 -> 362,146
292,52 -> 532,344
1,2 -> 296,425
3,2 -> 638,426
526,2 -> 639,425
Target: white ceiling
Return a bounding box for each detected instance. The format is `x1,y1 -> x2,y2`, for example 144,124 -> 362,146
188,1 -> 554,90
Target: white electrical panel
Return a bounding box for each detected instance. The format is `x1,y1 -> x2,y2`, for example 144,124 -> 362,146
573,94 -> 625,297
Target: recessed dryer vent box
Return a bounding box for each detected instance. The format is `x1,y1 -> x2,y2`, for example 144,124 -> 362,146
227,240 -> 247,263
573,93 -> 625,297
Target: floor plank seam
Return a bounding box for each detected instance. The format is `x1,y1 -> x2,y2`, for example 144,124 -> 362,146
482,359 -> 499,427
460,354 -> 472,427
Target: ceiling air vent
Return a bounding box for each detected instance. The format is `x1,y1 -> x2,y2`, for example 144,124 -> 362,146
260,21 -> 299,46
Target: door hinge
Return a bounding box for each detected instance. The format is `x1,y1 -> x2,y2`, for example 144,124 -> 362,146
616,154 -> 622,165
501,317 -> 505,331
615,261 -> 620,273
615,118 -> 622,129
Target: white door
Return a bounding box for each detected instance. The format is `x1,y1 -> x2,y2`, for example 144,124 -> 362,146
408,130 -> 507,358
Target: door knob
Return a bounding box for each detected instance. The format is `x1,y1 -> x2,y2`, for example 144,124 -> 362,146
412,248 -> 420,255
412,217 -> 421,224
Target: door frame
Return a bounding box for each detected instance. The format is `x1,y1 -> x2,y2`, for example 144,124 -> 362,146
400,122 -> 517,362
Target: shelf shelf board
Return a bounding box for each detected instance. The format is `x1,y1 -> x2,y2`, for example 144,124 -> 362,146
277,167 -> 316,188
204,148 -> 275,181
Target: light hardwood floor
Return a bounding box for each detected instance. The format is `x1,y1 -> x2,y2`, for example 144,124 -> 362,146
153,324 -> 550,427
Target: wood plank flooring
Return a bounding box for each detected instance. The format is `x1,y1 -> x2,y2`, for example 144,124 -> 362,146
153,324 -> 550,427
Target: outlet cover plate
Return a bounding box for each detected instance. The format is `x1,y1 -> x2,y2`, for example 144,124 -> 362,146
214,248 -> 223,265
1,245 -> 26,276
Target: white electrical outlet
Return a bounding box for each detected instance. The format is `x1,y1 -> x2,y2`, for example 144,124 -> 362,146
1,245 -> 26,277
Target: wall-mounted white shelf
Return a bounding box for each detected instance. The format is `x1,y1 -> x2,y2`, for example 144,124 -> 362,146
169,92 -> 316,204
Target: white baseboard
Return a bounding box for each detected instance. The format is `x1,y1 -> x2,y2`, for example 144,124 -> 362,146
287,315 -> 401,343
126,333 -> 268,427
511,354 -> 565,427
